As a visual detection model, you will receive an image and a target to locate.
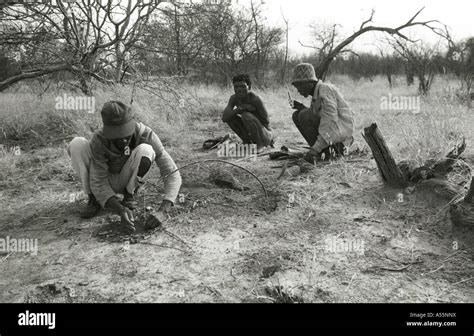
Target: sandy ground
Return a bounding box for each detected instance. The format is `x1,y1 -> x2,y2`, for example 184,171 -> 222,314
1,114 -> 473,303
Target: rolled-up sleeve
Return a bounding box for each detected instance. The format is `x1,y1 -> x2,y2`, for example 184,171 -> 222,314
150,132 -> 182,204
90,136 -> 116,208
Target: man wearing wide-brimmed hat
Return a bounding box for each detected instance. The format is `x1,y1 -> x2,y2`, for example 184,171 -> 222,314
67,101 -> 182,232
290,63 -> 354,163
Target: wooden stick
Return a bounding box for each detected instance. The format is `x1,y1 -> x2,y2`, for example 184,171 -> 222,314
138,241 -> 191,254
151,159 -> 268,198
1,252 -> 13,262
450,276 -> 473,286
373,264 -> 413,272
362,123 -> 407,187
159,227 -> 194,251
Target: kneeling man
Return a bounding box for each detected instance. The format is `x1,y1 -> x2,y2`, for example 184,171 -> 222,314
290,63 -> 354,163
222,74 -> 274,153
68,101 -> 182,232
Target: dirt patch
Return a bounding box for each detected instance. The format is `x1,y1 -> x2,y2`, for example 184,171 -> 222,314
2,84 -> 474,303
94,214 -> 161,244
24,283 -> 112,303
253,189 -> 281,214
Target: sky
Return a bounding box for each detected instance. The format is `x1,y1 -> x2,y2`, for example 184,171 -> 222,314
231,0 -> 474,56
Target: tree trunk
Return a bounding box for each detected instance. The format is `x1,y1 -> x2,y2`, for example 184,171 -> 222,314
115,45 -> 124,83
362,123 -> 407,187
464,178 -> 474,204
386,72 -> 392,88
250,1 -> 261,85
174,4 -> 182,75
79,75 -> 92,95
280,13 -> 289,84
405,64 -> 414,86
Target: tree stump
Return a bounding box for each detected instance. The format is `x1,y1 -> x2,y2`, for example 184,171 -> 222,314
362,123 -> 408,187
463,178 -> 474,204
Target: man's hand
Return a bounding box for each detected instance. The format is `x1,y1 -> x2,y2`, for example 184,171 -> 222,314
159,199 -> 173,212
234,107 -> 243,115
304,148 -> 319,164
292,100 -> 306,111
106,196 -> 136,233
120,207 -> 136,233
235,104 -> 256,115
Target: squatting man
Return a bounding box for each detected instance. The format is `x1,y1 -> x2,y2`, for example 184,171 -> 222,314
222,74 -> 274,154
68,101 -> 182,232
290,63 -> 355,163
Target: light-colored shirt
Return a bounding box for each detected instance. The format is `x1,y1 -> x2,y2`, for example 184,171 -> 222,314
310,81 -> 354,153
89,122 -> 182,208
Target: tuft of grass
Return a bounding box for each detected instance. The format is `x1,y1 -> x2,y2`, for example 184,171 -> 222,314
264,285 -> 305,303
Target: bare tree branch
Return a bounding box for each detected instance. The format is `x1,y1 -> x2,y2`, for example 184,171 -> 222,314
314,7 -> 446,79
0,64 -> 71,91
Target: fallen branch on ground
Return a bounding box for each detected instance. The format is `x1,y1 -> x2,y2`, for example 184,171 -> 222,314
368,264 -> 417,272
370,250 -> 423,265
138,241 -> 191,254
157,226 -> 194,251
450,276 -> 473,286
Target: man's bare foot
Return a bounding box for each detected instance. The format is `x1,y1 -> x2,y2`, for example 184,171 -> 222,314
79,194 -> 101,219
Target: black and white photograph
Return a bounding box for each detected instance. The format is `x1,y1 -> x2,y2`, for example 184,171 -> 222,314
0,0 -> 473,332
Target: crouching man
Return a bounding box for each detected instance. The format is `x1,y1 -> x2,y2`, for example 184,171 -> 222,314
290,63 -> 354,163
222,74 -> 274,153
67,101 -> 182,232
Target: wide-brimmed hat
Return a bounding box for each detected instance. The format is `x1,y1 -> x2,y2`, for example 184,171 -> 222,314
100,101 -> 136,139
291,63 -> 318,84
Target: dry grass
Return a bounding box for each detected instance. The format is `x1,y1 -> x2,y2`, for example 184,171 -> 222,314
1,74 -> 473,303
1,74 -> 472,158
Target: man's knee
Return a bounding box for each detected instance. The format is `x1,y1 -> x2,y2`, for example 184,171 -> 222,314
67,137 -> 89,157
225,113 -> 240,122
133,143 -> 156,162
240,112 -> 259,127
134,143 -> 154,155
297,108 -> 313,123
292,110 -> 301,125
138,157 -> 152,178
241,112 -> 255,121
224,118 -> 237,128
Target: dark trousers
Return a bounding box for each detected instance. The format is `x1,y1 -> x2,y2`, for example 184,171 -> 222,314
225,112 -> 273,147
292,109 -> 345,160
